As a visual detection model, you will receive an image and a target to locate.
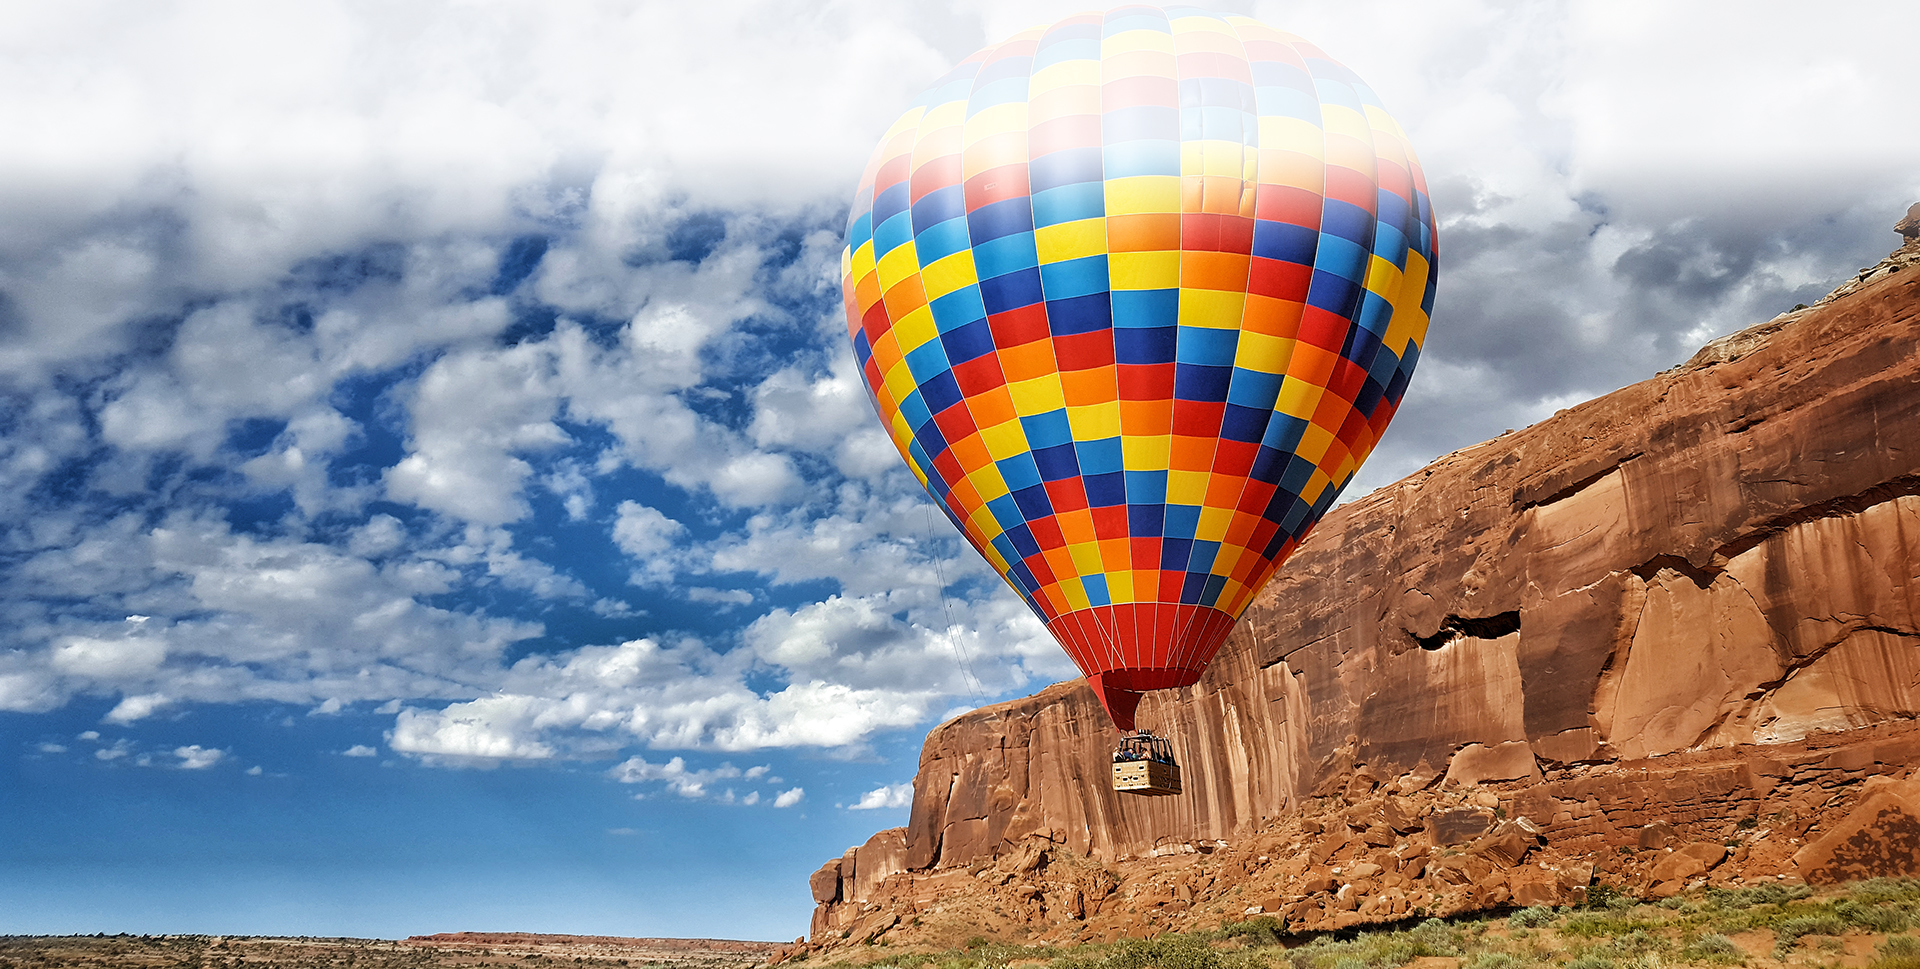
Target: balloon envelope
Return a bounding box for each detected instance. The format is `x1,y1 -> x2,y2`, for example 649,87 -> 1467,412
841,6 -> 1438,731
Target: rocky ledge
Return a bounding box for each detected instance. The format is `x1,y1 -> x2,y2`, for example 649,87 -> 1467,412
793,210 -> 1920,957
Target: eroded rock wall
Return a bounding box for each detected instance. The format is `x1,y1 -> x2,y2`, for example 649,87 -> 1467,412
803,236 -> 1920,943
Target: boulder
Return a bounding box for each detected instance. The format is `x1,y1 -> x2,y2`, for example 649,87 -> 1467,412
809,860 -> 842,904
1428,808 -> 1497,846
1470,819 -> 1541,868
1650,842 -> 1728,883
1795,778 -> 1920,883
1445,742 -> 1541,787
1637,821 -> 1677,850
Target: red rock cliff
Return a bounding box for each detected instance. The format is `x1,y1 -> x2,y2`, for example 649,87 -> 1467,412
803,223 -> 1920,946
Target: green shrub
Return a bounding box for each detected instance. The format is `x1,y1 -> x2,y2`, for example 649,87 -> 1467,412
1563,955 -> 1612,969
1838,901 -> 1911,933
1775,914 -> 1848,940
1681,934 -> 1744,965
1462,954 -> 1523,969
1107,934 -> 1222,969
1508,907 -> 1555,930
1869,936 -> 1920,969
1604,930 -> 1666,957
1220,917 -> 1286,948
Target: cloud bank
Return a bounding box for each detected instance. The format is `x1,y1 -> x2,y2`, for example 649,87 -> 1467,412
0,1 -> 1915,772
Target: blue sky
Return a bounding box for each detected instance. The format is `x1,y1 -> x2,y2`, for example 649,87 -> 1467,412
2,0 -> 1918,943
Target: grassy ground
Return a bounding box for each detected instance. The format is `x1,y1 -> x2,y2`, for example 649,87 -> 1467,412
796,879 -> 1920,969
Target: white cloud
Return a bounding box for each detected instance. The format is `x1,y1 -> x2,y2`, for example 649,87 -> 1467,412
685,587 -> 753,607
174,745 -> 226,769
384,342 -> 571,525
0,671 -> 63,713
342,744 -> 378,757
609,755 -> 764,799
104,693 -> 170,724
612,501 -> 686,585
849,782 -> 913,810
389,701 -> 558,762
36,742 -> 67,754
773,787 -> 804,808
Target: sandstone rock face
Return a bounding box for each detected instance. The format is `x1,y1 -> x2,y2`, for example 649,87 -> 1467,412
804,231 -> 1920,945
1794,777 -> 1920,883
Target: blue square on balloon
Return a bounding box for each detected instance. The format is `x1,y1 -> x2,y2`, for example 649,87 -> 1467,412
1252,220 -> 1317,264
1175,327 -> 1238,367
905,339 -> 952,381
897,390 -> 932,430
1163,504 -> 1200,539
1039,256 -> 1109,301
1189,539 -> 1221,572
1127,503 -> 1164,536
1030,173 -> 1104,220
979,268 -> 1044,315
1009,560 -> 1039,592
1032,442 -> 1080,481
872,184 -> 911,234
1306,268 -> 1362,318
1173,363 -> 1232,402
1006,523 -> 1042,559
1112,289 -> 1178,329
967,197 -> 1035,243
911,187 -> 966,235
998,453 -> 1043,492
919,370 -> 963,415
1261,413 -> 1309,453
988,494 -> 1025,529
1320,199 -> 1373,246
1020,409 -> 1073,449
1124,470 -> 1167,503
912,419 -> 947,456
930,286 -> 988,333
913,213 -> 972,264
1075,437 -> 1122,474
1158,537 -> 1193,570
1280,497 -> 1312,533
1115,326 -> 1176,365
1226,369 -> 1282,408
1250,444 -> 1288,484
1384,364 -> 1412,407
1278,454 -> 1316,494
1012,484 -> 1054,520
991,533 -> 1021,564
939,317 -> 995,363
1046,291 -> 1111,334
1220,403 -> 1269,443
1083,471 -> 1125,507
1082,573 -> 1111,606
1178,570 -> 1210,604
1353,376 -> 1385,418
1199,573 -> 1228,607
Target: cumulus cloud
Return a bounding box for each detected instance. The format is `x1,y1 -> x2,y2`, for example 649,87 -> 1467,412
773,787 -> 805,808
849,782 -> 913,810
608,755 -> 769,799
342,744 -> 378,757
174,745 -> 226,769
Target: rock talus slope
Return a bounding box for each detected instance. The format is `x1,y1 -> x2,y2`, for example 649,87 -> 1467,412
798,221 -> 1920,951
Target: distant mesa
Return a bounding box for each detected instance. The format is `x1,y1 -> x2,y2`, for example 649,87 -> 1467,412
793,207 -> 1920,953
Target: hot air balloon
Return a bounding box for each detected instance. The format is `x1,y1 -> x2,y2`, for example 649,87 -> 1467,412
840,7 -> 1438,751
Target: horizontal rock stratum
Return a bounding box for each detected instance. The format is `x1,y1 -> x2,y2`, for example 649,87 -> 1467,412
797,216 -> 1920,952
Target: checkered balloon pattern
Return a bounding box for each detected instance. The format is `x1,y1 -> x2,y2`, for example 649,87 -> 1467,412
841,6 -> 1438,731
